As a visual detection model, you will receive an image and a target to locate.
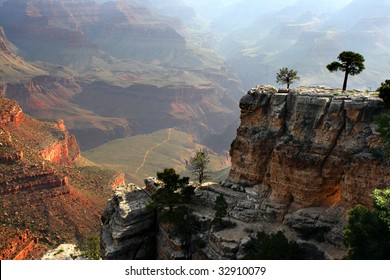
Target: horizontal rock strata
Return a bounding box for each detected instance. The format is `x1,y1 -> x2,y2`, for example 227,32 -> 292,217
227,86 -> 387,210
100,184 -> 156,260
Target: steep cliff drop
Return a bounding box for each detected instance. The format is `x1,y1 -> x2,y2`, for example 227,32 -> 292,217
0,98 -> 121,259
224,85 -> 388,243
101,86 -> 389,260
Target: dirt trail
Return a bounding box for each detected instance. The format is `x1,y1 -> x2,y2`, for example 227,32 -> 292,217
135,128 -> 172,174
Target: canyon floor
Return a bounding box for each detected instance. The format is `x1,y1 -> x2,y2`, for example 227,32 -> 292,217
83,128 -> 231,187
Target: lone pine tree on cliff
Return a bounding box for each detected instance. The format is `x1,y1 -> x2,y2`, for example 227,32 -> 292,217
189,149 -> 210,184
276,67 -> 300,89
327,51 -> 365,91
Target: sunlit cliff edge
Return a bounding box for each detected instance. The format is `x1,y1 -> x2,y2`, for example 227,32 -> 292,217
101,86 -> 389,260
0,98 -> 122,259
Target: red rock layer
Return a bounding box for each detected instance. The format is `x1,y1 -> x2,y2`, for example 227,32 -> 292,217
0,98 -> 115,259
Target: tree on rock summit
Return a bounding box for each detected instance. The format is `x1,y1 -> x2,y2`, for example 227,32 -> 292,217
276,67 -> 300,89
189,149 -> 210,184
327,51 -> 365,91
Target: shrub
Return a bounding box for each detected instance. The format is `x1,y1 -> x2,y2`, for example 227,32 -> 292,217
244,231 -> 304,260
378,80 -> 390,108
344,189 -> 390,259
374,114 -> 390,157
78,237 -> 100,260
212,194 -> 228,230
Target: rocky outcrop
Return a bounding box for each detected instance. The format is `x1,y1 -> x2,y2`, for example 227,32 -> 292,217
227,86 -> 386,206
0,98 -> 24,127
0,98 -> 117,259
100,86 -> 389,259
38,127 -> 79,166
222,85 -> 389,244
101,180 -> 331,259
0,228 -> 44,260
41,244 -> 83,260
100,184 -> 156,260
0,98 -> 80,165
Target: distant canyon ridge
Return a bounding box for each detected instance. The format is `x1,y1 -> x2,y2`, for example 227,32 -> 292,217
1,0 -> 390,259
2,0 -> 390,154
0,0 -> 243,153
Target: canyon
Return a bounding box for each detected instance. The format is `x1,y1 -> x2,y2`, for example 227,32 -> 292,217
0,98 -> 122,259
101,86 -> 389,260
1,0 -> 390,260
0,0 -> 243,151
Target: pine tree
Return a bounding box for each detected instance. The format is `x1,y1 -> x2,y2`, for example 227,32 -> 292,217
189,150 -> 210,184
327,51 -> 365,91
276,67 -> 300,89
212,194 -> 228,229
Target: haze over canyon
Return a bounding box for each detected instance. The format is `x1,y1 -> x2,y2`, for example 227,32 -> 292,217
0,0 -> 390,260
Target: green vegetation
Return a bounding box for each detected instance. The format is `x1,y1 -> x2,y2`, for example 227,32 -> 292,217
77,237 -> 100,260
374,80 -> 390,157
275,67 -> 300,89
374,114 -> 390,157
378,79 -> 390,108
149,168 -> 194,237
54,249 -> 64,256
373,189 -> 390,228
244,231 -> 304,260
212,194 -> 228,230
326,51 -> 365,91
189,149 -> 210,184
344,189 -> 390,259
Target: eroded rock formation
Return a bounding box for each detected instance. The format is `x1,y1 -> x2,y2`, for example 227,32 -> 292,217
223,86 -> 389,244
100,184 -> 156,260
101,86 -> 389,260
0,98 -> 118,259
226,86 -> 387,211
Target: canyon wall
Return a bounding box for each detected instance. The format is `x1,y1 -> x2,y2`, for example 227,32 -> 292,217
101,86 -> 389,260
226,86 -> 388,214
0,98 -> 117,259
75,82 -> 238,140
1,77 -> 133,150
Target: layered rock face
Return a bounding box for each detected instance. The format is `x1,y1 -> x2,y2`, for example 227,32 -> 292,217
1,76 -> 133,151
101,184 -> 156,260
226,86 -> 388,222
0,98 -> 79,165
75,83 -> 237,140
0,98 -> 24,127
101,86 -> 388,259
0,0 -> 243,152
0,98 -> 118,259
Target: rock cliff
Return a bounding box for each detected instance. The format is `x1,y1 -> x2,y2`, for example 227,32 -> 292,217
1,76 -> 133,150
100,184 -> 156,260
227,86 -> 386,207
0,0 -> 243,152
224,85 -> 389,243
101,86 -> 389,260
0,98 -> 119,259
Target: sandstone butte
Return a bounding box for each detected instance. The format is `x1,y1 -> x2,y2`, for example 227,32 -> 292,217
101,86 -> 389,260
0,98 -> 124,259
